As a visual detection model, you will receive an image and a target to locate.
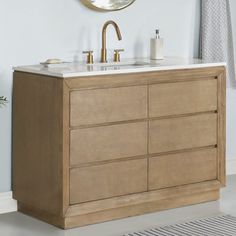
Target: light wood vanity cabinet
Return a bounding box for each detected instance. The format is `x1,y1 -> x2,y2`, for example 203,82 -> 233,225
13,66 -> 226,229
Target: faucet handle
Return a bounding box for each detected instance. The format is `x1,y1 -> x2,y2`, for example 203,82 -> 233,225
83,50 -> 94,64
114,49 -> 124,62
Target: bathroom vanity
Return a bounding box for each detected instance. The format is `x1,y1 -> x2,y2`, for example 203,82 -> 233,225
13,58 -> 226,229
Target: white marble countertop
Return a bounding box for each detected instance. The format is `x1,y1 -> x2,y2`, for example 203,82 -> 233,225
13,57 -> 226,78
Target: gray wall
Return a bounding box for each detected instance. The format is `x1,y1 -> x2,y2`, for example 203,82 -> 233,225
231,0 -> 236,57
0,0 -> 234,192
227,0 -> 236,166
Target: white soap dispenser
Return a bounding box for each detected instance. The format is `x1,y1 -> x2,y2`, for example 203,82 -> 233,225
150,29 -> 164,60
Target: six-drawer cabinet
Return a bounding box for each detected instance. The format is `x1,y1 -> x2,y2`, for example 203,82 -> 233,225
13,66 -> 226,229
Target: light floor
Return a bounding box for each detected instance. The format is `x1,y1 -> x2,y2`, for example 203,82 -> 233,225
0,175 -> 236,236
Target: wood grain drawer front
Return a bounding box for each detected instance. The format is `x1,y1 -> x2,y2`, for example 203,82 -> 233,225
70,159 -> 147,204
70,122 -> 148,166
70,86 -> 147,126
149,148 -> 217,190
149,113 -> 217,154
149,80 -> 217,118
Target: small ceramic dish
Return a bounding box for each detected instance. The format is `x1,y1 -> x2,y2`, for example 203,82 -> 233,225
40,59 -> 70,68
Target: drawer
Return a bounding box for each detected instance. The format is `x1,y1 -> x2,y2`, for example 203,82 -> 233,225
149,113 -> 217,154
70,122 -> 147,166
70,86 -> 147,126
70,159 -> 147,204
149,80 -> 217,118
149,148 -> 217,190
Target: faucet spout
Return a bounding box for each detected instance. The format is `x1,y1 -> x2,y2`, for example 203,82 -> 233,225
101,20 -> 122,63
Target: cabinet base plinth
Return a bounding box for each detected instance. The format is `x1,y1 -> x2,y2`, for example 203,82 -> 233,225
18,189 -> 220,229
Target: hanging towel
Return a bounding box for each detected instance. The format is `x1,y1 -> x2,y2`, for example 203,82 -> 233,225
201,0 -> 235,87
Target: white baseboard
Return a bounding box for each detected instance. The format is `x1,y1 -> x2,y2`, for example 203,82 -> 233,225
0,191 -> 17,214
227,159 -> 236,175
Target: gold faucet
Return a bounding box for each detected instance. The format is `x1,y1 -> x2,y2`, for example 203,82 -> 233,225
101,20 -> 122,63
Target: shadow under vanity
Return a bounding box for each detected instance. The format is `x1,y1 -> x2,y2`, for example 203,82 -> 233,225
12,58 -> 226,229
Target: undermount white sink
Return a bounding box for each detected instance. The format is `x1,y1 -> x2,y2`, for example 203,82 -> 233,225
91,61 -> 157,70
94,61 -> 151,66
40,60 -> 156,69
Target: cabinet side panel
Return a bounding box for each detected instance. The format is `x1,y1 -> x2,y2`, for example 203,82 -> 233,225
13,72 -> 62,215
217,70 -> 226,186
